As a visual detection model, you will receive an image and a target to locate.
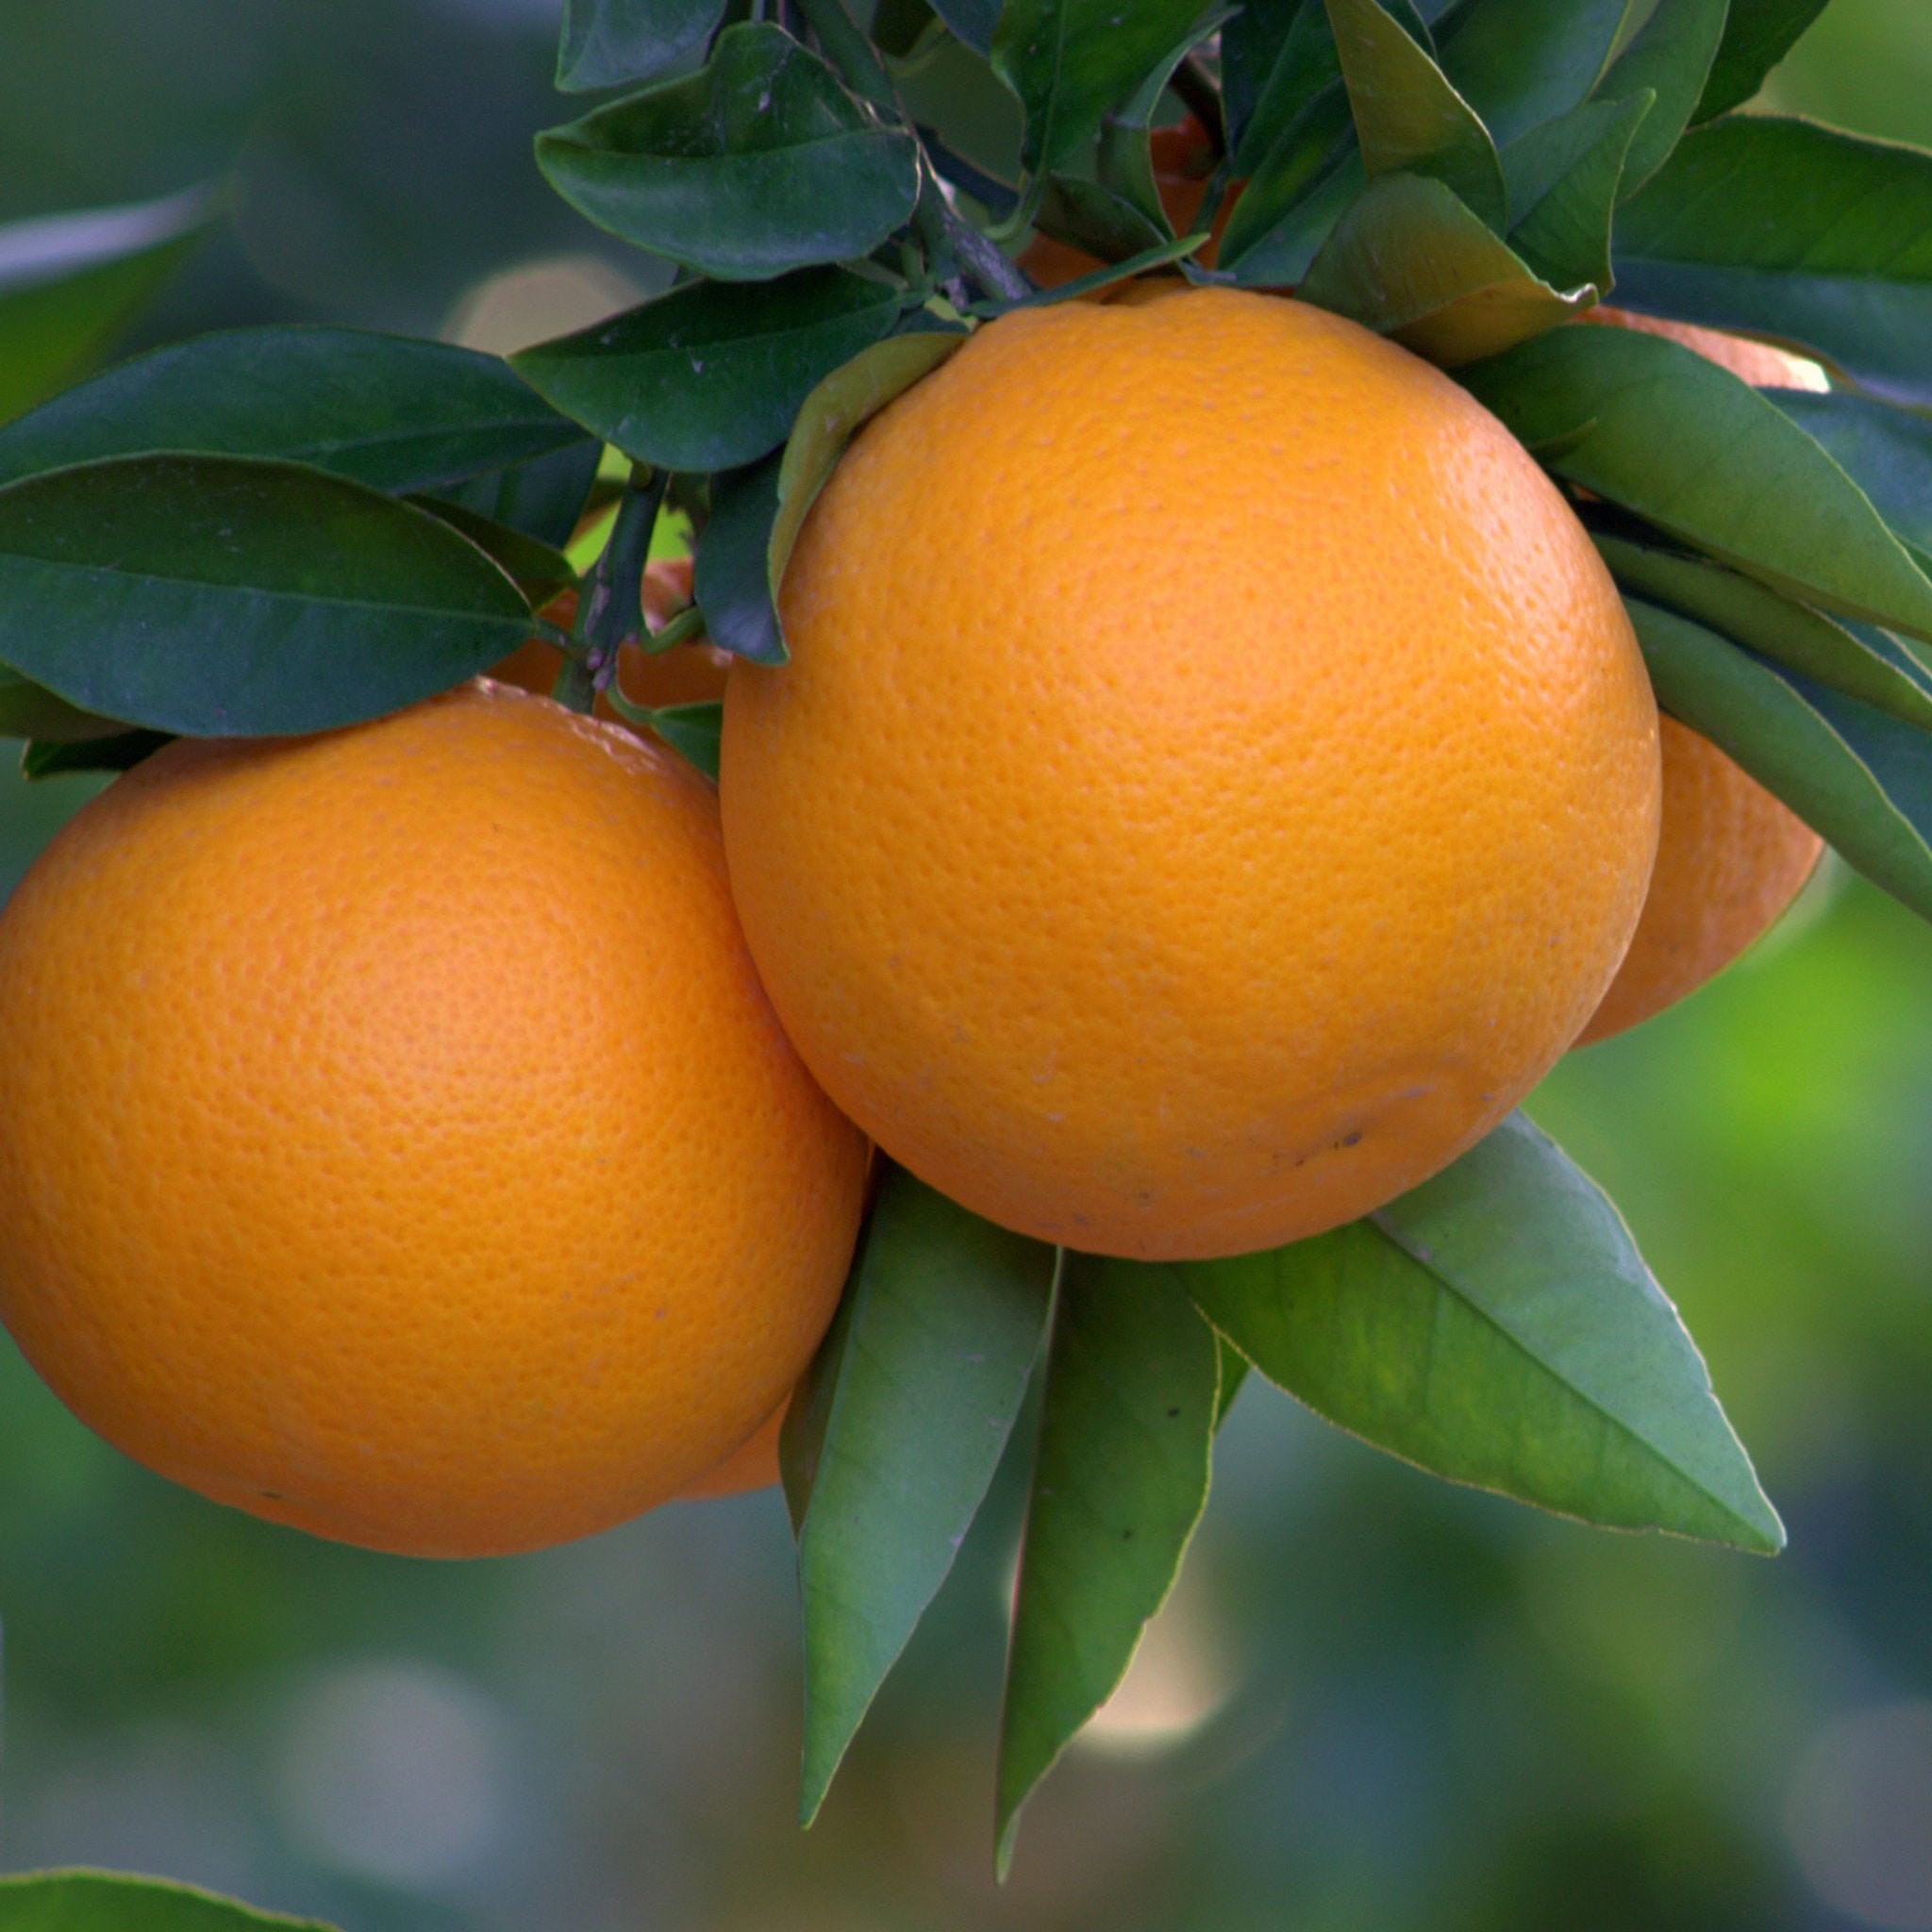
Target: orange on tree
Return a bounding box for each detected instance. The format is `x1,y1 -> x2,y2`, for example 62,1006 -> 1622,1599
721,288 -> 1661,1262
0,682 -> 869,1557
1574,307 -> 1829,1044
678,1402 -> 784,1502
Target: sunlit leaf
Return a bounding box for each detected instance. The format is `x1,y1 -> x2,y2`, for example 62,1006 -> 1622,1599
0,1870 -> 337,1931
511,268 -> 905,473
1460,324 -> 1932,645
537,24 -> 921,281
785,1170 -> 1057,1824
1185,1113 -> 1784,1554
555,0 -> 726,90
996,1254 -> 1221,1876
1693,0 -> 1829,121
0,456 -> 531,736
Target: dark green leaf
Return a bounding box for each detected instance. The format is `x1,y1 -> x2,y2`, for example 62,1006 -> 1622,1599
408,499 -> 577,608
511,269 -> 904,474
1588,0 -> 1727,202
0,456 -> 532,737
22,731 -> 171,780
1504,90 -> 1653,292
1323,0 -> 1506,232
536,24 -> 921,281
693,456 -> 787,664
1628,595 -> 1932,924
0,189 -> 214,425
641,698 -> 724,778
1460,324 -> 1932,644
1768,389 -> 1932,562
1223,0 -> 1337,171
1436,0 -> 1631,147
0,1870 -> 337,1930
996,1254 -> 1221,1876
1616,119 -> 1932,403
785,1170 -> 1057,1824
1218,138 -> 1364,285
1095,11 -> 1236,232
1597,528 -> 1932,732
556,0 -> 726,90
0,667 -> 130,742
428,438 -> 602,551
1185,1112 -> 1785,1554
991,0 -> 1210,180
932,0 -> 1001,53
1031,175 -> 1169,264
1301,172 -> 1591,366
0,328 -> 585,497
1693,0 -> 1828,121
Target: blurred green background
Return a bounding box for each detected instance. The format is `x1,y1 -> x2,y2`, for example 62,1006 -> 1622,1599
2,4 -> 1931,1928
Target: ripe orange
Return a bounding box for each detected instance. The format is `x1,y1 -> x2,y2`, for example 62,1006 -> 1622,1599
0,682 -> 869,1556
492,556 -> 732,715
721,290 -> 1660,1260
679,1403 -> 784,1502
1574,307 -> 1828,1044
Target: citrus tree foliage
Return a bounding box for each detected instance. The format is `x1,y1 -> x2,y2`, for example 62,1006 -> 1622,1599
4,0 -> 1931,1881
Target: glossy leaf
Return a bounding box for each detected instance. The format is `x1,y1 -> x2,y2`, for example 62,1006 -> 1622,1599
996,1254 -> 1221,1876
511,268 -> 904,474
1504,90 -> 1653,293
640,699 -> 723,778
1597,529 -> 1932,733
1617,117 -> 1932,404
1185,1113 -> 1784,1554
0,456 -> 532,737
1031,175 -> 1169,264
1693,0 -> 1829,121
785,1170 -> 1057,1824
0,1870 -> 337,1930
1459,325 -> 1932,646
1324,0 -> 1506,232
1222,0 -> 1339,171
1218,139 -> 1364,285
1768,390 -> 1932,561
556,0 -> 725,90
1436,0 -> 1631,148
536,24 -> 921,281
1300,172 -> 1591,366
692,456 -> 788,665
1588,0 -> 1727,201
0,328 -> 585,497
429,438 -> 603,551
0,668 -> 129,743
408,499 -> 577,608
22,732 -> 171,780
991,0 -> 1208,179
1095,10 -> 1236,232
1628,596 -> 1932,925
0,188 -> 213,425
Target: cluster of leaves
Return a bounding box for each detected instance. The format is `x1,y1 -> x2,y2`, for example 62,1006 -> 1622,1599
7,0 -> 1932,1881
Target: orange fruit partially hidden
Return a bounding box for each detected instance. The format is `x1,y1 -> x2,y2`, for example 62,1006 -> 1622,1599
722,290 -> 1660,1261
1576,718 -> 1823,1045
1583,306 -> 1829,392
0,682 -> 869,1557
679,1403 -> 785,1502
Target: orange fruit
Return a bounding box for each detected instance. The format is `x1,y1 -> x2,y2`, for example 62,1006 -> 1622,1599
1019,117 -> 1241,288
679,1403 -> 784,1502
0,682 -> 869,1556
1574,718 -> 1823,1045
492,556 -> 732,716
1574,307 -> 1827,1044
721,290 -> 1659,1261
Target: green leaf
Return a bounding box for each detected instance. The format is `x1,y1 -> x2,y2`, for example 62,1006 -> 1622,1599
511,269 -> 904,474
1323,0 -> 1506,232
1222,0 -> 1339,172
784,1170 -> 1057,1824
556,0 -> 726,90
536,24 -> 921,282
1215,1337 -> 1251,1428
1588,0 -> 1728,202
1300,172 -> 1592,366
1095,10 -> 1236,232
694,328 -> 964,665
0,456 -> 532,737
1217,137 -> 1364,285
0,1870 -> 337,1930
1596,528 -> 1932,732
640,698 -> 724,778
1617,118 -> 1932,404
996,1254 -> 1221,1876
408,498 -> 577,608
1030,175 -> 1168,265
427,438 -> 603,551
1436,0 -> 1632,147
0,668 -> 130,742
931,0 -> 1001,54
1504,90 -> 1653,292
1184,1113 -> 1785,1554
0,328 -> 586,497
1627,594 -> 1932,924
0,188 -> 214,425
1459,324 -> 1932,645
1768,389 -> 1932,562
22,731 -> 171,780
991,0 -> 1211,181
1693,0 -> 1828,121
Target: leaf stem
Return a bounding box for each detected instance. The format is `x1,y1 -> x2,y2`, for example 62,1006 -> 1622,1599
917,163 -> 1033,304
555,463 -> 667,713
